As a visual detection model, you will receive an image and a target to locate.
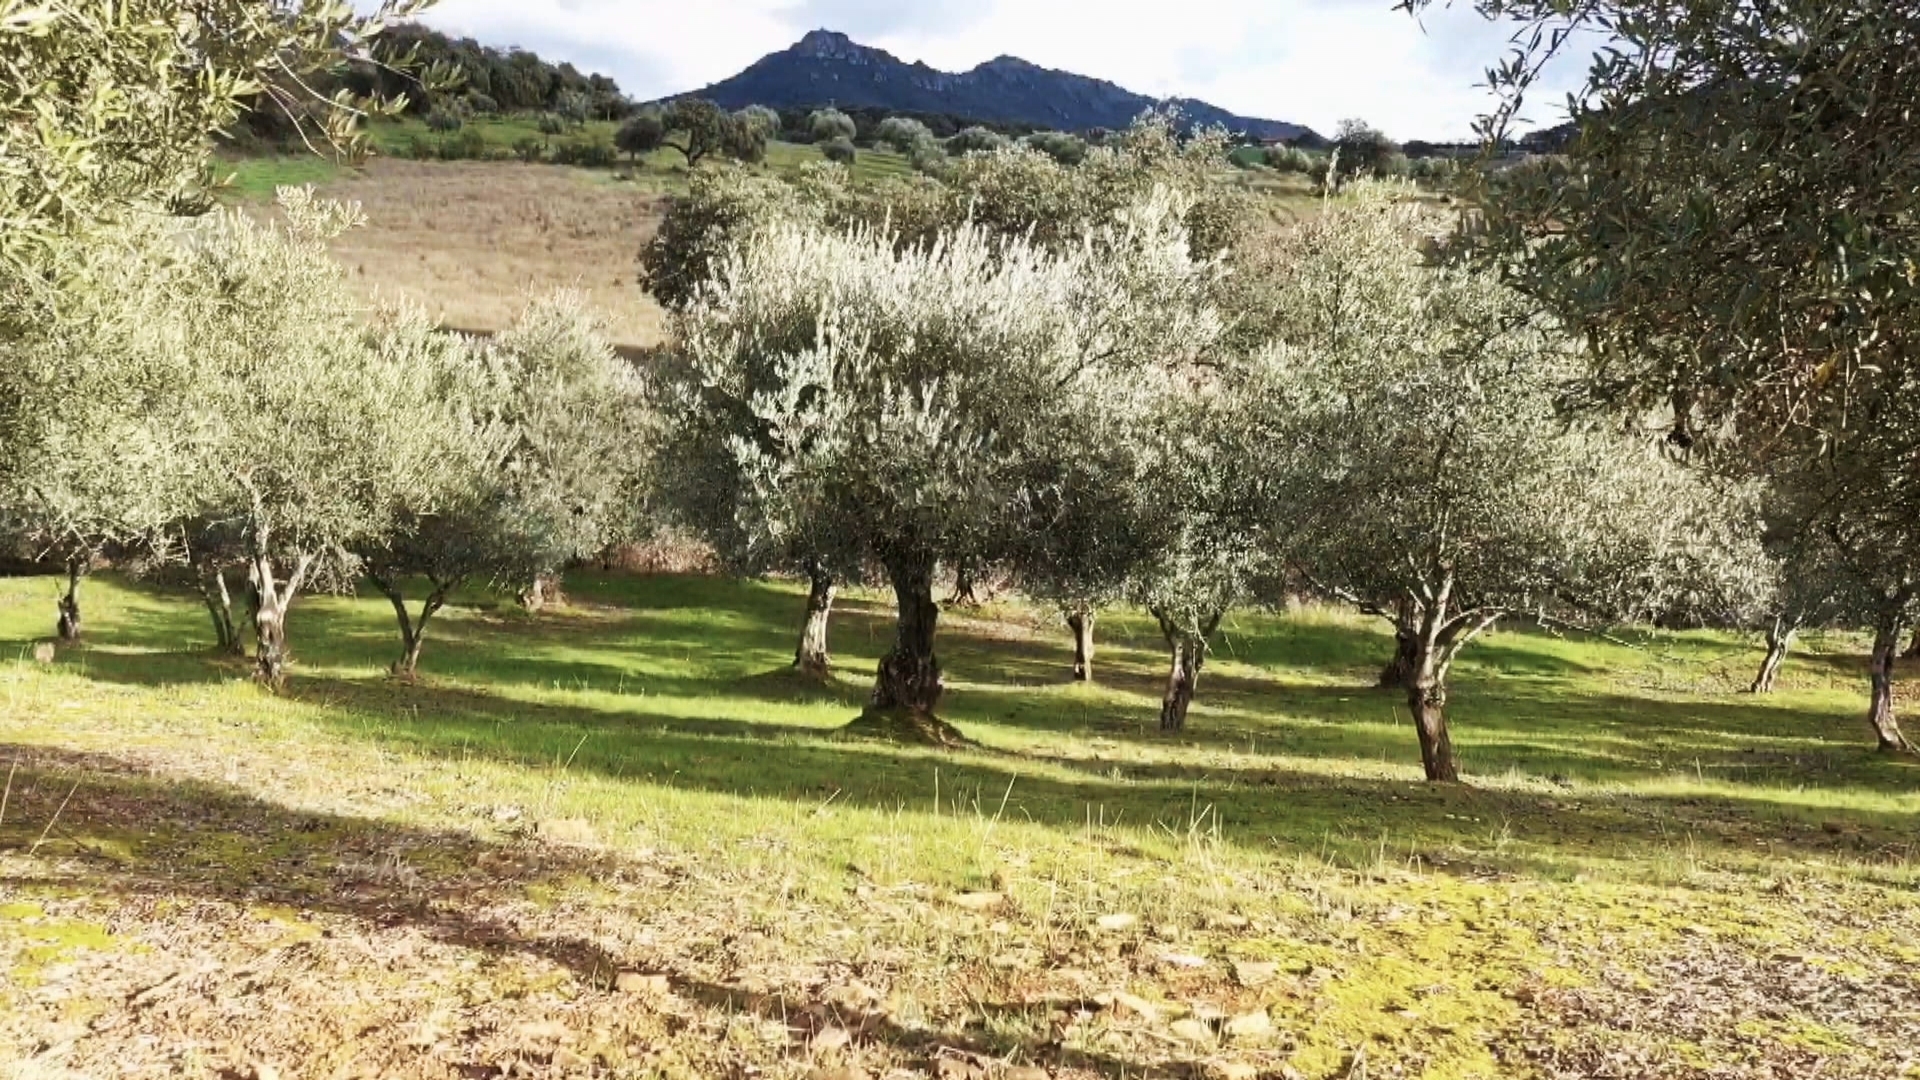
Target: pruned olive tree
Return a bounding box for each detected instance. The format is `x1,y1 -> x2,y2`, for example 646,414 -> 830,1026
665,191 -> 1221,739
170,190 -> 476,685
360,294 -> 648,677
0,213 -> 204,640
1418,0 -> 1920,744
1265,189 -> 1743,782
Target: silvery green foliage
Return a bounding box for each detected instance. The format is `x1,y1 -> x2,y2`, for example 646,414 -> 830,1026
875,117 -> 934,153
171,191 -> 462,561
668,186 -> 1224,601
488,292 -> 652,565
358,292 -> 645,672
0,214 -> 205,570
1267,186 -> 1742,657
808,108 -> 857,143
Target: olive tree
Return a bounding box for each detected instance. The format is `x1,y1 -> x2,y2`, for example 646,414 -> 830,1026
1422,0 -> 1920,749
170,191 -> 476,684
665,192 -> 1220,737
808,108 -> 857,143
1265,190 -> 1742,782
616,110 -> 666,162
661,99 -> 766,167
0,214 -> 204,640
875,117 -> 933,153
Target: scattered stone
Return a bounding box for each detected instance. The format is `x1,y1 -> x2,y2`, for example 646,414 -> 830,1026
810,1025 -> 852,1051
613,971 -> 671,996
1224,1010 -> 1273,1040
491,805 -> 523,823
1169,1018 -> 1214,1044
1231,960 -> 1279,988
1210,1063 -> 1258,1080
1109,992 -> 1160,1021
950,891 -> 1005,911
1095,913 -> 1138,932
1004,1068 -> 1050,1080
1157,951 -> 1209,969
30,642 -> 54,664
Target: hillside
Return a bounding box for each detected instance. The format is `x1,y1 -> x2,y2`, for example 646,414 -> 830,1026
683,30 -> 1315,142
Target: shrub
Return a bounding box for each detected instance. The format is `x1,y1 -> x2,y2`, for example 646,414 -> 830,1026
737,105 -> 781,138
512,136 -> 547,164
1264,145 -> 1314,173
616,110 -> 665,161
821,137 -> 856,164
424,107 -> 463,133
552,140 -> 617,168
465,92 -> 499,116
1024,131 -> 1087,166
537,113 -> 566,136
437,129 -> 487,161
947,127 -> 1010,155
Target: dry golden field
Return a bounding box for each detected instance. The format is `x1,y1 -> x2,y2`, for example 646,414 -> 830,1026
257,159 -> 671,349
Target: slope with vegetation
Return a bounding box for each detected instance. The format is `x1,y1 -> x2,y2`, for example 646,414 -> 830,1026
5,1 -> 1920,1078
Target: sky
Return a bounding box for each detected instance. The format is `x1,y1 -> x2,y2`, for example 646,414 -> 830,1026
411,0 -> 1596,142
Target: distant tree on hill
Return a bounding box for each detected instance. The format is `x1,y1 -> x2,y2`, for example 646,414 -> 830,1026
555,90 -> 592,127
1332,118 -> 1399,178
616,110 -> 666,162
737,105 -> 781,139
662,100 -> 764,167
875,117 -> 934,152
808,108 -> 857,143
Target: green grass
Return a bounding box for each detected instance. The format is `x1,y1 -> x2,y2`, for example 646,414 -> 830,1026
215,153 -> 344,199
0,572 -> 1916,1077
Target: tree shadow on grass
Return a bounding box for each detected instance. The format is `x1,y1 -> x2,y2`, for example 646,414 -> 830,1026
0,743 -> 1168,1078
250,672 -> 1920,876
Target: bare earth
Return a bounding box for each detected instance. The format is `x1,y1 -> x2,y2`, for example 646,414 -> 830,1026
298,160 -> 669,350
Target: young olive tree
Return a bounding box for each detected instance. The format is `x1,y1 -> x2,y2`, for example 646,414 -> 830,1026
666,193 -> 1220,738
1266,190 -> 1741,781
172,190 -> 475,685
808,108 -> 857,143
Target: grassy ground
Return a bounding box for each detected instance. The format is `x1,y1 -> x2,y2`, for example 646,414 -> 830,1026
1,572 -> 1915,1079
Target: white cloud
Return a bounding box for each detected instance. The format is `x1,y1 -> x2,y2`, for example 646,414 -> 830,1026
414,0 -> 1596,141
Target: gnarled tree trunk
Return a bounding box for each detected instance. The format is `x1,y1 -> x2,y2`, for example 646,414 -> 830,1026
520,572 -> 561,613
794,562 -> 836,677
55,558 -> 84,642
947,559 -> 982,607
198,564 -> 245,656
1406,668 -> 1460,783
869,556 -> 942,715
1750,617 -> 1796,694
1867,615 -> 1914,753
370,572 -> 452,680
1067,607 -> 1096,683
1154,609 -> 1222,732
250,552 -> 314,688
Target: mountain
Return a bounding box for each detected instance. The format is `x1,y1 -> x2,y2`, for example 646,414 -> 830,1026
678,30 -> 1315,143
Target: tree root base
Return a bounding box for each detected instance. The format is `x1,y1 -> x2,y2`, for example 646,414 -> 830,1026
840,707 -> 970,748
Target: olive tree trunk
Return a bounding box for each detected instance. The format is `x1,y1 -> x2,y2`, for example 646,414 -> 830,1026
869,557 -> 943,715
1379,624 -> 1420,689
1067,608 -> 1096,683
1154,609 -> 1222,732
1867,614 -> 1915,753
1392,582 -> 1501,783
948,560 -> 982,607
250,552 -> 315,687
369,572 -> 454,680
794,562 -> 836,677
55,558 -> 84,642
1749,617 -> 1797,694
198,564 -> 246,656
520,572 -> 561,613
